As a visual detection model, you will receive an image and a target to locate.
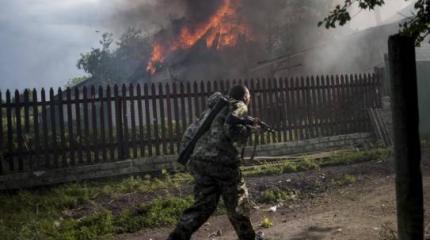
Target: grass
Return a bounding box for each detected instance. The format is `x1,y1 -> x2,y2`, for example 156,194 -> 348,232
0,148 -> 391,240
260,217 -> 273,228
0,196 -> 195,240
331,174 -> 357,186
242,148 -> 391,177
0,173 -> 193,240
259,187 -> 299,204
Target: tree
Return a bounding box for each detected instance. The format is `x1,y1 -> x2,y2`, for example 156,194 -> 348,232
319,0 -> 430,45
77,28 -> 152,85
77,33 -> 114,84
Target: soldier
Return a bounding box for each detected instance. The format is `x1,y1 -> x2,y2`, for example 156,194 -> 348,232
167,85 -> 263,240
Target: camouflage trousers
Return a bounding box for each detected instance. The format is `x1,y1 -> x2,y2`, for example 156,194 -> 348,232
167,161 -> 256,240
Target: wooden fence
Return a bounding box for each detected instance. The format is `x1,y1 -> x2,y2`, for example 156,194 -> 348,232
0,74 -> 382,175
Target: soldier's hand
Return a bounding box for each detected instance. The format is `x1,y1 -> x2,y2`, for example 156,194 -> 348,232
251,124 -> 263,134
251,117 -> 260,127
257,126 -> 265,134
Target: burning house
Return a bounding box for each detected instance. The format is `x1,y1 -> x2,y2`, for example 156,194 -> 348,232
74,0 -> 336,86
133,0 -> 260,83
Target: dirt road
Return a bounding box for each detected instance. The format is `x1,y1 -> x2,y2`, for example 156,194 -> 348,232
119,150 -> 430,240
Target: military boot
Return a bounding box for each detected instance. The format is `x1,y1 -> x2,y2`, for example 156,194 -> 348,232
255,231 -> 265,240
166,229 -> 190,240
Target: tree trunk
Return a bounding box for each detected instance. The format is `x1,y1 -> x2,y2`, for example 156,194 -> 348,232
388,34 -> 424,240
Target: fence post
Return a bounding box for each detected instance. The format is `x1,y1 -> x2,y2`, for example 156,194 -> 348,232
121,85 -> 130,159
388,34 -> 423,240
114,85 -> 125,160
49,88 -> 58,168
374,67 -> 385,104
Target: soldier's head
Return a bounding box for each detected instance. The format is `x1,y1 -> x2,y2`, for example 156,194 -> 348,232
229,85 -> 251,106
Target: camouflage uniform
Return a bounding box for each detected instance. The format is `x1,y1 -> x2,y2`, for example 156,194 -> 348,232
168,93 -> 256,240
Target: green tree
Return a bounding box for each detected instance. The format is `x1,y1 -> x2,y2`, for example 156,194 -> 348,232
77,28 -> 151,85
319,0 -> 430,44
77,33 -> 114,84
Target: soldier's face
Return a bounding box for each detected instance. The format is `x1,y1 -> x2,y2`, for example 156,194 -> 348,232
243,89 -> 251,106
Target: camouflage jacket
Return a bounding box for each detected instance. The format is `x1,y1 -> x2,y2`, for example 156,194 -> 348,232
181,92 -> 252,167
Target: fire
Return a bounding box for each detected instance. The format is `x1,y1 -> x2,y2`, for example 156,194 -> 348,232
146,0 -> 252,74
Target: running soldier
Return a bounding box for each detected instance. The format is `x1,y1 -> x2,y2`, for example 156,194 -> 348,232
167,85 -> 264,240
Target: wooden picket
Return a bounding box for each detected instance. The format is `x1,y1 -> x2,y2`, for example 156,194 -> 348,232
0,74 -> 382,174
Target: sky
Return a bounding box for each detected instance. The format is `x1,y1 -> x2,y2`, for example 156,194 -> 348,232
0,0 -> 414,91
0,0 -> 119,91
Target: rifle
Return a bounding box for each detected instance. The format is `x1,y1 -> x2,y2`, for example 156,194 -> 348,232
226,115 -> 276,133
233,116 -> 276,163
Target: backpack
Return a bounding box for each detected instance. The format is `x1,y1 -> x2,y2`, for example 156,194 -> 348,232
177,92 -> 229,165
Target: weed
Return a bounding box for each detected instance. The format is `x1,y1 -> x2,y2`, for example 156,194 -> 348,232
260,217 -> 273,228
137,196 -> 193,228
331,174 -> 357,186
259,188 -> 299,204
242,148 -> 391,177
55,210 -> 114,240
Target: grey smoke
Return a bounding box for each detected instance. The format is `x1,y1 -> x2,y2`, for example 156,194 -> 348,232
0,0 -> 418,91
0,0 -> 182,91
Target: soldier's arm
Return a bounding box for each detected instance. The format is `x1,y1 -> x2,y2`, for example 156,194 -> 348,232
224,101 -> 252,143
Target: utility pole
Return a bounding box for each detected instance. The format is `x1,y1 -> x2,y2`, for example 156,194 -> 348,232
388,34 -> 424,240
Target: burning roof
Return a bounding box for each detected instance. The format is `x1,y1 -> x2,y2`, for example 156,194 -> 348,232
146,0 -> 253,75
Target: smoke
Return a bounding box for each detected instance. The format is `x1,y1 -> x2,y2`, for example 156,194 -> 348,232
0,0 -> 421,91
305,0 -> 416,75
0,0 -> 109,90
105,0 -> 234,36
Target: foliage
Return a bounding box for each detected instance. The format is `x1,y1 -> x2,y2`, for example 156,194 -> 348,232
77,28 -> 151,85
320,0 -> 430,44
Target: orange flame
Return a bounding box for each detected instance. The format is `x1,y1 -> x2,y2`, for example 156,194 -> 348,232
146,0 -> 252,74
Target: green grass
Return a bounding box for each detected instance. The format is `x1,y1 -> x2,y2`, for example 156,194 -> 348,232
242,148 -> 391,177
260,217 -> 273,228
0,148 -> 390,240
259,187 -> 299,204
0,196 -> 195,240
0,173 -> 193,240
331,174 -> 357,186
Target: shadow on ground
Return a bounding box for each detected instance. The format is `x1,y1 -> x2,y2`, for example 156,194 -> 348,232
289,226 -> 341,240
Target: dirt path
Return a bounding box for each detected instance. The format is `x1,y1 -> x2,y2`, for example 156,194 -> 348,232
118,151 -> 430,240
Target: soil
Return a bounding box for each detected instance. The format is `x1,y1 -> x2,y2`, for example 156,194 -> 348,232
116,148 -> 430,240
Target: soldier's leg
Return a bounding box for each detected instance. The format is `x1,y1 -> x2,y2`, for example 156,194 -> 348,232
221,176 -> 256,240
167,177 -> 220,240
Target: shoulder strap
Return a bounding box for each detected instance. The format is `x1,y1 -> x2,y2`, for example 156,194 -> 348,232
177,96 -> 230,165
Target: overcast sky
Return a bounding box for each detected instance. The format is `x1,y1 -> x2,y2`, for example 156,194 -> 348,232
0,0 -> 413,91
